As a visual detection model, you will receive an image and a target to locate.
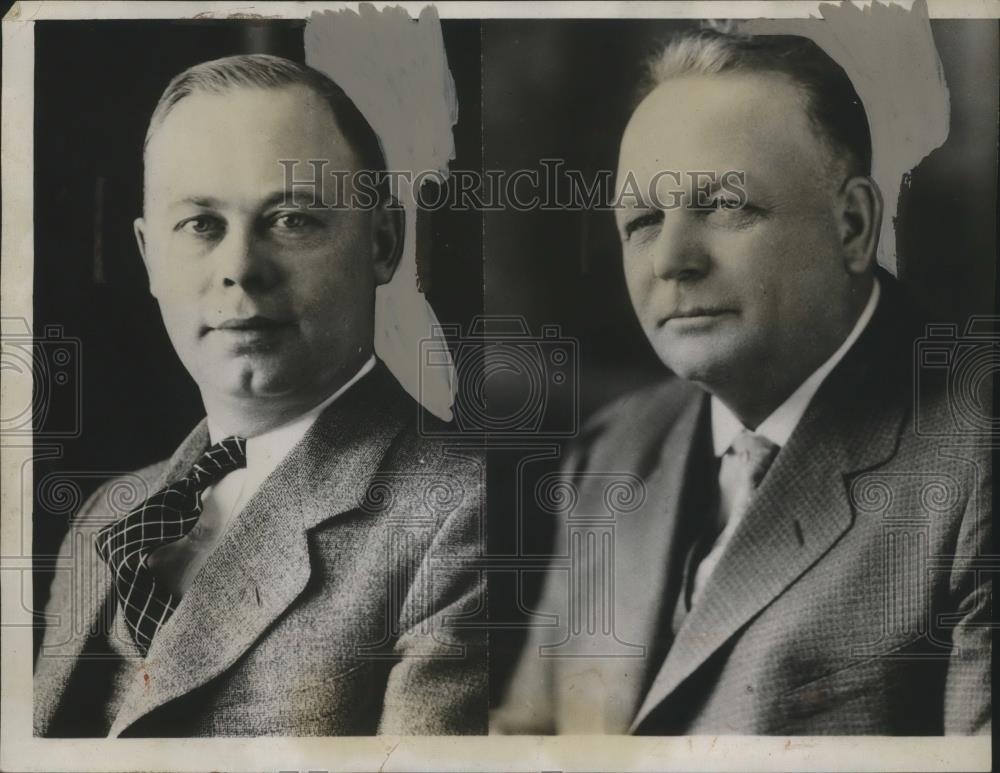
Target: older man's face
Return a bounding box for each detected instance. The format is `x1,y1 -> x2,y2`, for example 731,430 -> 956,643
136,84 -> 387,409
616,71 -> 855,394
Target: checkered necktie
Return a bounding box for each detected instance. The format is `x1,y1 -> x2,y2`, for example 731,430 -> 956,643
95,436 -> 247,655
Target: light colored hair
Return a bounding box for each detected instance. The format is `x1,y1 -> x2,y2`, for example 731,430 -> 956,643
639,28 -> 872,177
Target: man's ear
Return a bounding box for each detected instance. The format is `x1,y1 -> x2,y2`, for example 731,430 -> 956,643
371,201 -> 404,286
836,176 -> 882,275
133,217 -> 159,298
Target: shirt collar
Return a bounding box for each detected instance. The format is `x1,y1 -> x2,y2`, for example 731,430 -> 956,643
208,355 -> 377,480
711,281 -> 881,457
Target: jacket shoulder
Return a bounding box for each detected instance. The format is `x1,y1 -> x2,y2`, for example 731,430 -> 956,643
73,458 -> 170,527
568,376 -> 703,476
365,406 -> 485,533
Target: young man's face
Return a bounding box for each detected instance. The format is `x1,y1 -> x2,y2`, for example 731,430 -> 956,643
136,84 -> 396,411
616,71 -> 859,399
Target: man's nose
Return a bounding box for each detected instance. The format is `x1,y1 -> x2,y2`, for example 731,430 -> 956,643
651,212 -> 709,282
215,226 -> 280,292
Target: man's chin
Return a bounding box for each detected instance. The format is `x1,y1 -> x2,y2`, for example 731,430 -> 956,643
651,339 -> 740,387
201,361 -> 307,402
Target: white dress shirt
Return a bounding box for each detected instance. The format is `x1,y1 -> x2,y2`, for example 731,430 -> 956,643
147,355 -> 376,598
692,282 -> 881,602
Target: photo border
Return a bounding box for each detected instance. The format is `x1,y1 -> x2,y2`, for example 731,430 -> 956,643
2,2 -> 994,771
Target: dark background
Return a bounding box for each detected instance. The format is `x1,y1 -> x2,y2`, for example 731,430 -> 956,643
31,19 -> 484,652
481,19 -> 999,699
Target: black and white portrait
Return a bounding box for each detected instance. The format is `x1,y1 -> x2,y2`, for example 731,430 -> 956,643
1,1 -> 994,771
28,12 -> 487,739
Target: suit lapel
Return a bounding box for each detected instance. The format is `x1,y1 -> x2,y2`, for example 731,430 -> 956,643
33,422 -> 209,735
608,389 -> 707,723
109,364 -> 411,737
630,292 -> 909,732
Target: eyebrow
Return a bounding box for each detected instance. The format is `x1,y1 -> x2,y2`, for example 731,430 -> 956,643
166,195 -> 224,211
261,189 -> 329,209
165,190 -> 328,212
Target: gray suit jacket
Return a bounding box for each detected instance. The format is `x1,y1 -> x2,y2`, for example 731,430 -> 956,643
497,282 -> 991,734
35,362 -> 487,736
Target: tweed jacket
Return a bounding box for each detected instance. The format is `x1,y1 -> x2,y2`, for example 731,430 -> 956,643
496,280 -> 991,735
35,362 -> 487,736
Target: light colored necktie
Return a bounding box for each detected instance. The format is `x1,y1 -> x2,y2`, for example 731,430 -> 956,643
691,430 -> 779,605
673,430 -> 779,634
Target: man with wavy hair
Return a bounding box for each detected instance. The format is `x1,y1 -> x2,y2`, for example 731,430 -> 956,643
498,29 -> 990,735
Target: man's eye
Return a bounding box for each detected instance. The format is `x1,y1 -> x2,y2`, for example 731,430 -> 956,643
624,210 -> 663,239
709,195 -> 743,210
177,216 -> 223,237
271,212 -> 318,231
703,199 -> 761,227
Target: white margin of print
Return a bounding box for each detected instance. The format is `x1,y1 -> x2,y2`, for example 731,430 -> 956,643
1,2 -> 994,772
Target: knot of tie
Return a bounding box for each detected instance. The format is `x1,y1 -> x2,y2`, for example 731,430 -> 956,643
186,435 -> 248,489
94,435 -> 247,655
729,430 -> 780,490
673,430 -> 781,630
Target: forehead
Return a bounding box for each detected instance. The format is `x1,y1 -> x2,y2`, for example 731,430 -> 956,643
144,84 -> 359,205
617,71 -> 830,190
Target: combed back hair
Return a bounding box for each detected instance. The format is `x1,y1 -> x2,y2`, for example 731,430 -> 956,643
144,53 -> 387,174
638,28 -> 872,178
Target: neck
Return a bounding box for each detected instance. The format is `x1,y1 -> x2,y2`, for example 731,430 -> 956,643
201,353 -> 372,439
707,274 -> 875,430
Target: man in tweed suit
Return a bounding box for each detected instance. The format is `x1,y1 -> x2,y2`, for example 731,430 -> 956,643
34,55 -> 485,736
496,30 -> 990,734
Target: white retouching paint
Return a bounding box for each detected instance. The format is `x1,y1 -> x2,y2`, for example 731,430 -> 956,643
742,0 -> 951,276
305,4 -> 458,420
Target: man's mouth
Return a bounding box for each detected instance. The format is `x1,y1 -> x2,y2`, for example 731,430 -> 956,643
217,316 -> 287,330
203,316 -> 294,335
661,307 -> 737,325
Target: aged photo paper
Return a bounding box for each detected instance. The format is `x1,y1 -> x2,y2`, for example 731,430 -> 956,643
2,1 -> 995,771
